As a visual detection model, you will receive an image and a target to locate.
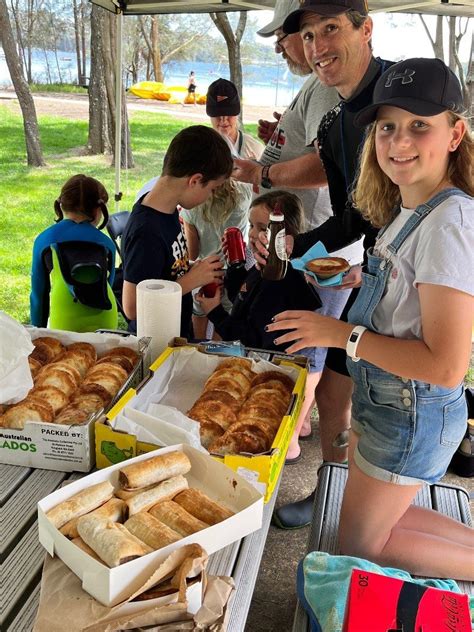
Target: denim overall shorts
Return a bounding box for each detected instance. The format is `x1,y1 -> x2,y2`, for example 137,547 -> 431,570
346,188 -> 469,485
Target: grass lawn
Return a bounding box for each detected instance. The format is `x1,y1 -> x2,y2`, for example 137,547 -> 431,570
0,103 -> 257,325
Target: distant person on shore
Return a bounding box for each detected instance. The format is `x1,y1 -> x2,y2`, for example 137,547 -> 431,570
121,126 -> 232,338
187,71 -> 197,105
206,78 -> 264,161
233,0 -> 352,461
30,174 -> 118,332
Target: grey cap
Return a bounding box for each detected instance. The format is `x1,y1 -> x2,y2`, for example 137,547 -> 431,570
257,0 -> 302,37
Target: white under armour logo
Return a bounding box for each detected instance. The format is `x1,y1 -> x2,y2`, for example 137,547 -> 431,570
385,68 -> 416,88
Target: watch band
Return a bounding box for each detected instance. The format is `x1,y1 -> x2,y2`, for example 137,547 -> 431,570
261,164 -> 272,189
346,325 -> 367,362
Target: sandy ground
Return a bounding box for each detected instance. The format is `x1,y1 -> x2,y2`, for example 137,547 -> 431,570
0,88 -> 273,124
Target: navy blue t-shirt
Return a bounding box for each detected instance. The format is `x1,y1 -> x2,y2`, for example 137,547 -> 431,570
122,198 -> 193,338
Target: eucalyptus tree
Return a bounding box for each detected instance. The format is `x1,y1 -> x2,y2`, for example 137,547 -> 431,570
0,0 -> 44,165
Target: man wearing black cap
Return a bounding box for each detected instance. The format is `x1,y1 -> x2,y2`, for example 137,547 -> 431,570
272,0 -> 394,530
233,0 -> 339,231
206,78 -> 263,160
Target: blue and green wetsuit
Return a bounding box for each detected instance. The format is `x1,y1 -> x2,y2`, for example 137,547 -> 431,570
30,219 -> 118,332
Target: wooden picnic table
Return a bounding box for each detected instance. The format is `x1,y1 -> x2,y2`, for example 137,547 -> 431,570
0,462 -> 279,632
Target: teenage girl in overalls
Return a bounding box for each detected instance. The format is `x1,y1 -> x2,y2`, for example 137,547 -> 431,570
267,58 -> 474,580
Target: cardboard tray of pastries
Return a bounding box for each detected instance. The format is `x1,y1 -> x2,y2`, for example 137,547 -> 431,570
0,328 -> 149,430
38,444 -> 263,606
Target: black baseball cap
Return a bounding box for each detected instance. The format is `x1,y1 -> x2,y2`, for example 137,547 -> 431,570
354,58 -> 464,127
206,78 -> 241,117
283,0 -> 368,34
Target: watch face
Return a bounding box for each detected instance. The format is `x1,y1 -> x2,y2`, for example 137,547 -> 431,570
349,332 -> 358,342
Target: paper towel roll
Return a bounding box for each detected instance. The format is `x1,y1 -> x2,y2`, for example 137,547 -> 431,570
136,280 -> 182,363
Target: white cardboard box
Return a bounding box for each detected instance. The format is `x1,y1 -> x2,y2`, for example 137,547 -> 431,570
38,443 -> 263,606
0,328 -> 147,471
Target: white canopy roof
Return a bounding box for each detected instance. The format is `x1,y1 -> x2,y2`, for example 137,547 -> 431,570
90,0 -> 474,18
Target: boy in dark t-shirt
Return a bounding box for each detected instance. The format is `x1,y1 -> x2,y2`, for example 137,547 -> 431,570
122,125 -> 233,337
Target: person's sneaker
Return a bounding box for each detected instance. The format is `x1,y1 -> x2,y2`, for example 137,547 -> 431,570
272,490 -> 315,530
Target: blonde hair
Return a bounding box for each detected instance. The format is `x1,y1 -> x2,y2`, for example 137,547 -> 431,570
199,179 -> 240,226
353,112 -> 474,228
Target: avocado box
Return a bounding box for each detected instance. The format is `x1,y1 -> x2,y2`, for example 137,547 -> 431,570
38,443 -> 263,607
95,340 -> 308,502
0,328 -> 150,471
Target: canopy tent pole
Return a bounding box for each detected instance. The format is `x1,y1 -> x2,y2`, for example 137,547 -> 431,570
114,10 -> 123,212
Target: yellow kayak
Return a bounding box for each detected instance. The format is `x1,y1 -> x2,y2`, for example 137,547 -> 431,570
129,81 -> 165,99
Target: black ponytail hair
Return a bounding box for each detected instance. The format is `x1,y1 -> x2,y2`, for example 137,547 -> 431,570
55,174 -> 109,230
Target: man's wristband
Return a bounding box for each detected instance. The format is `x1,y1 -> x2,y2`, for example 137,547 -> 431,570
346,325 -> 367,362
261,164 -> 272,189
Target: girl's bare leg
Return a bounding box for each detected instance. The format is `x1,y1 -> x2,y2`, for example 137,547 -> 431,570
339,431 -> 474,580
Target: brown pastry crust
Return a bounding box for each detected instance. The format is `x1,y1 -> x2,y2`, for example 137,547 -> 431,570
54,406 -> 92,425
96,355 -> 134,374
206,367 -> 251,394
198,418 -> 226,449
119,451 -> 192,490
28,356 -> 43,377
35,366 -> 77,397
32,337 -> 65,361
193,390 -> 241,414
29,385 -> 69,414
101,346 -> 139,363
82,372 -> 122,398
173,488 -> 234,525
54,349 -> 93,377
124,512 -> 181,550
86,362 -> 128,385
69,392 -> 105,415
46,481 -> 114,528
2,399 -> 54,429
305,256 -> 350,278
66,342 -> 97,364
250,371 -> 295,394
48,361 -> 82,386
149,500 -> 209,536
209,430 -> 268,455
188,399 -> 237,430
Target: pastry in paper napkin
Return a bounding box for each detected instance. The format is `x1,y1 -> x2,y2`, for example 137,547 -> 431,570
290,241 -> 350,287
32,543 -> 234,632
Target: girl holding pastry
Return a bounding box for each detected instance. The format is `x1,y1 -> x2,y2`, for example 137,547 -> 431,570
267,58 -> 474,580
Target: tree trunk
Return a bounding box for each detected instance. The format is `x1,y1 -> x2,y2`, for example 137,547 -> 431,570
210,12 -> 247,121
419,15 -> 444,62
88,5 -> 112,154
0,0 -> 45,165
81,0 -> 87,83
88,5 -> 134,169
73,0 -> 83,85
448,17 -> 456,71
150,17 -> 164,82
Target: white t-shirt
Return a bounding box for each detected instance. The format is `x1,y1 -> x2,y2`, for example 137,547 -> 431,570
260,74 -> 338,230
372,194 -> 474,339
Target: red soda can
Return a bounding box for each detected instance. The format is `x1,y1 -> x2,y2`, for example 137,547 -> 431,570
201,282 -> 219,298
224,227 -> 246,266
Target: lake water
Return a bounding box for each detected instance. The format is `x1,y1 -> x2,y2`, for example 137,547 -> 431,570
0,49 -> 305,108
